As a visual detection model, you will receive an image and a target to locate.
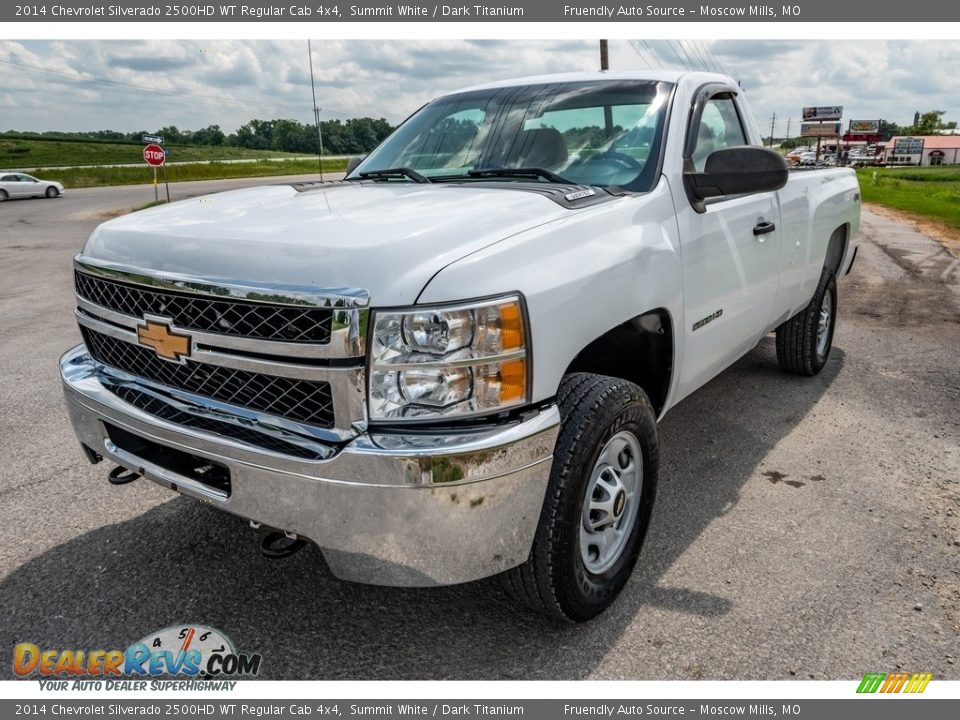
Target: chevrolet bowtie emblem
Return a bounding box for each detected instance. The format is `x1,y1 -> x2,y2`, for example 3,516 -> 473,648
136,320 -> 191,362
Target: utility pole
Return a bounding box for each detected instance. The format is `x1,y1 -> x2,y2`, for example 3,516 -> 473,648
600,39 -> 609,70
307,39 -> 325,181
769,112 -> 777,147
785,118 -> 791,141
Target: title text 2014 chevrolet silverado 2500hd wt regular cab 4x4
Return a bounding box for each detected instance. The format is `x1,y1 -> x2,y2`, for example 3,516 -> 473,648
61,71 -> 860,621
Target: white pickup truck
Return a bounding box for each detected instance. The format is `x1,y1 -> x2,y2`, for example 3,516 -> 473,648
61,71 -> 860,621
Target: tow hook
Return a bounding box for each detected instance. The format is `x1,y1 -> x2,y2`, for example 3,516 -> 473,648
107,465 -> 141,485
259,530 -> 307,559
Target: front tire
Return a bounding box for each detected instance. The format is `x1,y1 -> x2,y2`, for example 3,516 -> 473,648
501,373 -> 659,622
775,269 -> 837,376
45,186 -> 59,198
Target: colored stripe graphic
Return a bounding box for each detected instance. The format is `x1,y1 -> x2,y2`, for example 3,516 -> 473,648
857,673 -> 886,693
905,673 -> 933,693
857,672 -> 931,693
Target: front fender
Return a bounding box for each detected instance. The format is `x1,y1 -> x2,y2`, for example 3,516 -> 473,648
416,178 -> 685,407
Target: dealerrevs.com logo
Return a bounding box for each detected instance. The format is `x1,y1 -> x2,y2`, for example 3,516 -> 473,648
14,625 -> 261,690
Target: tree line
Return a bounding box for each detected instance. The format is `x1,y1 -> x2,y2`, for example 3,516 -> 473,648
1,117 -> 395,155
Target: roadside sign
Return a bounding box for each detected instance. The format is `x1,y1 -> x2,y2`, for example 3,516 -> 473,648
801,122 -> 841,137
849,120 -> 880,133
893,137 -> 924,154
143,144 -> 165,166
802,106 -> 843,121
142,135 -> 164,144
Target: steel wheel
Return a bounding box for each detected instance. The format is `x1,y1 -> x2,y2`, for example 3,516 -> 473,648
816,290 -> 833,358
580,430 -> 643,575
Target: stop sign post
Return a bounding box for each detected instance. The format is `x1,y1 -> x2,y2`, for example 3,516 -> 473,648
143,144 -> 165,166
143,141 -> 170,203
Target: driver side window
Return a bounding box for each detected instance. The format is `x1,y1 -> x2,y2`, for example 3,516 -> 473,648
692,95 -> 748,172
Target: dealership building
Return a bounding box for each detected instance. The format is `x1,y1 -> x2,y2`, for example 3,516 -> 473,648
881,136 -> 960,166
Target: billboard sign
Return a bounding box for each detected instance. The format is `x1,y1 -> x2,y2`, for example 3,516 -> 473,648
803,106 -> 843,121
893,137 -> 924,154
849,120 -> 880,134
801,122 -> 842,137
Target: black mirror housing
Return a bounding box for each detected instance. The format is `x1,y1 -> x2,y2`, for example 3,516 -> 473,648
686,146 -> 788,200
346,156 -> 366,175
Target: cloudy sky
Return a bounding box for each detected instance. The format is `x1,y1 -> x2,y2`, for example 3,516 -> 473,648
1,39 -> 958,135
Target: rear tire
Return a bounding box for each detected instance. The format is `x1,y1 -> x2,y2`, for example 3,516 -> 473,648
500,373 -> 659,622
0,190 -> 8,201
775,268 -> 837,376
45,186 -> 58,198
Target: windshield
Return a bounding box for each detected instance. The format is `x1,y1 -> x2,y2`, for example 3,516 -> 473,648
351,80 -> 673,192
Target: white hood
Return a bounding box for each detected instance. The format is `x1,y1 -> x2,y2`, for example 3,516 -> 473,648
82,182 -> 571,306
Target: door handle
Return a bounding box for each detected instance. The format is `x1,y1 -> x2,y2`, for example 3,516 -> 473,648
753,221 -> 776,236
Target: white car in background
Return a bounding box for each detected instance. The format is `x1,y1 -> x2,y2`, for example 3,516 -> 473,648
0,172 -> 65,201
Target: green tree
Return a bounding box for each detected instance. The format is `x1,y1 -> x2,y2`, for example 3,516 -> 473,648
903,111 -> 949,135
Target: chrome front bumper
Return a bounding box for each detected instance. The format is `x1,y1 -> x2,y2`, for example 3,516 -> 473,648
60,345 -> 559,587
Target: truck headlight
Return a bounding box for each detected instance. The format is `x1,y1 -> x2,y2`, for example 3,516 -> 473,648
368,295 -> 529,421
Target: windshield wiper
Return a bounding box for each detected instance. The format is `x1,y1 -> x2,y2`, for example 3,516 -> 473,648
466,167 -> 573,184
356,167 -> 431,184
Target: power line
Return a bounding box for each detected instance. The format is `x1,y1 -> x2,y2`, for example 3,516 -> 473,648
673,40 -> 699,70
626,40 -> 656,68
694,40 -> 721,73
663,40 -> 691,70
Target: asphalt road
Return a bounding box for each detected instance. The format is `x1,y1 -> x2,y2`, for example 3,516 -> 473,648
1,179 -> 958,681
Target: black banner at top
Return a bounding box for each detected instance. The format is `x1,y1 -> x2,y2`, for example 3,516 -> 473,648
5,0 -> 959,23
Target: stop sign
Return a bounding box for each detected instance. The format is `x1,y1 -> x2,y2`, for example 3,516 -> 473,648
143,144 -> 165,166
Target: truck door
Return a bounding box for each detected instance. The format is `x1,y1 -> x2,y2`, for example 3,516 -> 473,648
673,87 -> 782,399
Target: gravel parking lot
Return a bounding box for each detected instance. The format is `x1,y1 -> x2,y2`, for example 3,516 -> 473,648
1,179 -> 958,680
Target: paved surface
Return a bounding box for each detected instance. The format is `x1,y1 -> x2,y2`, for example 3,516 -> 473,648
0,183 -> 958,680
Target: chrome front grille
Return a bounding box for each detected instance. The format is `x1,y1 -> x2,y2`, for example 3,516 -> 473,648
73,260 -> 369,444
75,270 -> 333,343
82,328 -> 336,428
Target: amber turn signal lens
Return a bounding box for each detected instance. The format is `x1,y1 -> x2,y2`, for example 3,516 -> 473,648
499,301 -> 524,351
498,358 -> 526,403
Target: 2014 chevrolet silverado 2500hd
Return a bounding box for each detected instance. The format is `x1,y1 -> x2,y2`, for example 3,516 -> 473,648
61,71 -> 860,621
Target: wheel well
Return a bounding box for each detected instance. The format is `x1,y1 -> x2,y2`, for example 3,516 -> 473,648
824,224 -> 849,276
564,309 -> 673,415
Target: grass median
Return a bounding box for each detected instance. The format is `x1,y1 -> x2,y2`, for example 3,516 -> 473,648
28,158 -> 349,189
1,138 -> 311,167
857,167 -> 960,231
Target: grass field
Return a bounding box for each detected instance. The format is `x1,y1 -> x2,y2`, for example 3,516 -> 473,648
0,138 -> 311,168
857,167 -> 960,231
27,158 -> 349,188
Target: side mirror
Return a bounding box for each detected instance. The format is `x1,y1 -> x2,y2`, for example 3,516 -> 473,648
346,156 -> 366,175
685,146 -> 788,201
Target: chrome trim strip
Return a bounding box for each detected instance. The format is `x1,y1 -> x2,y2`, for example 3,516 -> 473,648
77,309 -> 353,383
76,296 -> 365,360
372,349 -> 526,371
75,313 -> 366,438
76,256 -> 370,308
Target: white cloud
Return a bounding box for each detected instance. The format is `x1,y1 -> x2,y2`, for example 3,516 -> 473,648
0,39 -> 957,134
